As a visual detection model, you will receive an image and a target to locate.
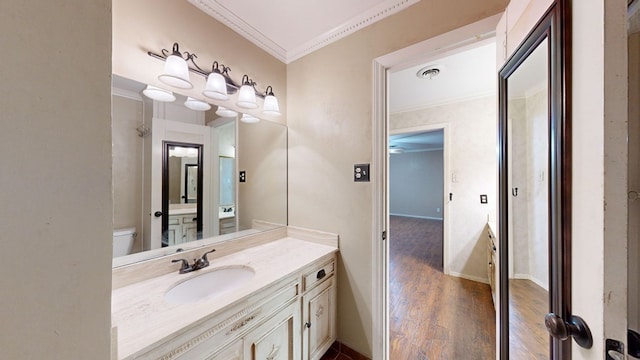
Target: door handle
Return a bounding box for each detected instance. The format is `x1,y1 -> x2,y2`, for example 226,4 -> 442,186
154,211 -> 163,217
629,329 -> 640,358
544,313 -> 593,349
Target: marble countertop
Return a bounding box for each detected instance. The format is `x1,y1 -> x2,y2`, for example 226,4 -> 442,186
112,237 -> 337,359
218,212 -> 235,219
168,208 -> 197,216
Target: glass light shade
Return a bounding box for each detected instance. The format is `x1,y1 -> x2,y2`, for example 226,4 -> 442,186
240,113 -> 260,124
262,94 -> 281,115
158,55 -> 193,89
236,84 -> 258,109
142,85 -> 176,102
203,72 -> 228,100
184,97 -> 211,111
216,106 -> 238,118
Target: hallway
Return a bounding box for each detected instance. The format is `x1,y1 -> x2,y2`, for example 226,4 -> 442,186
389,215 -> 495,359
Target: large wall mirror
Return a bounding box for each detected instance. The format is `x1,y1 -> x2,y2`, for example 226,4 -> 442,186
111,74 -> 287,267
498,1 -> 591,359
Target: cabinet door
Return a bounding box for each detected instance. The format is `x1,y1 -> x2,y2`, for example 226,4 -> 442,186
167,223 -> 181,246
244,302 -> 300,360
302,277 -> 336,360
183,223 -> 198,242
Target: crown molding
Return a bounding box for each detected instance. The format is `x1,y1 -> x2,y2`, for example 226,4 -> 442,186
189,0 -> 420,64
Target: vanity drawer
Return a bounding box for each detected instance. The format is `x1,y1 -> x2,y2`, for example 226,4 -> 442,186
168,216 -> 180,226
303,260 -> 335,292
182,215 -> 197,224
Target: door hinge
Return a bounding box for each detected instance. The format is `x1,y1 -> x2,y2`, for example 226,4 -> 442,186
382,231 -> 387,241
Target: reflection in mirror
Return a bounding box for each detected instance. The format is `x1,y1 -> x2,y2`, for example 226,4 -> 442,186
111,74 -> 287,266
162,142 -> 203,247
507,37 -> 549,359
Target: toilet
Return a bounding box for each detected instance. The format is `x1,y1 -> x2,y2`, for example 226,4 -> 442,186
113,227 -> 136,257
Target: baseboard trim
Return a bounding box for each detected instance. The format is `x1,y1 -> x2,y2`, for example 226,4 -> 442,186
513,273 -> 549,291
389,213 -> 443,221
448,271 -> 490,284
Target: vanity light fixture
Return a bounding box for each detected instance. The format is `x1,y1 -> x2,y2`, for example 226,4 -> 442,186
215,106 -> 238,118
142,85 -> 176,102
184,97 -> 211,111
240,113 -> 260,124
262,86 -> 281,115
158,43 -> 194,89
203,61 -> 230,101
147,42 -> 281,117
236,75 -> 258,109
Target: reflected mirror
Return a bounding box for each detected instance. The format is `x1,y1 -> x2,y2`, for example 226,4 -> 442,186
506,37 -> 549,359
162,142 -> 203,246
111,74 -> 287,266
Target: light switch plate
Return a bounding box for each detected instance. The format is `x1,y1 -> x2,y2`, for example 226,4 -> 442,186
239,171 -> 246,183
480,194 -> 488,204
354,164 -> 370,182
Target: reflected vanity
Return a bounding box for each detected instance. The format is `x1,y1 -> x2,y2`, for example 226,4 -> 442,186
111,74 -> 288,267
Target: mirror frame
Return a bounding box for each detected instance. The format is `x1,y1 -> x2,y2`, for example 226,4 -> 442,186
498,1 -> 571,358
162,141 -> 204,245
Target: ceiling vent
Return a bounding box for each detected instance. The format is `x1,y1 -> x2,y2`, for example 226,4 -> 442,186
416,66 -> 441,80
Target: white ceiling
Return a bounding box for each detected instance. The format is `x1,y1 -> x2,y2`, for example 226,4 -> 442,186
188,0 -> 420,63
389,41 -> 497,114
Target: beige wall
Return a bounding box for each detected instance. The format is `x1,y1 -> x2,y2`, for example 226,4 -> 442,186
112,95 -> 144,252
112,0 -> 287,123
0,1 -> 113,359
237,120 -> 288,230
287,1 -> 507,355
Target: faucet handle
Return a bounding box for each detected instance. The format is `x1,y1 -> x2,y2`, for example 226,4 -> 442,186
172,258 -> 193,274
201,249 -> 216,263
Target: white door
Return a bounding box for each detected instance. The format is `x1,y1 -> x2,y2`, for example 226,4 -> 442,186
499,1 -> 630,359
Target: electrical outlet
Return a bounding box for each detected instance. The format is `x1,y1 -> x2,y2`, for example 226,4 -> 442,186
239,171 -> 246,183
354,164 -> 370,182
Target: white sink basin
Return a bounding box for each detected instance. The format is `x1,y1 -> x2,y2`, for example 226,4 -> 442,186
164,266 -> 255,305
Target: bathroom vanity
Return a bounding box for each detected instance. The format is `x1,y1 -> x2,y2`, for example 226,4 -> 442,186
111,226 -> 338,360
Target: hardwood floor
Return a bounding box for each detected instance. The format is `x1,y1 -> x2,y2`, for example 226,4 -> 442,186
509,279 -> 549,359
389,216 -> 496,360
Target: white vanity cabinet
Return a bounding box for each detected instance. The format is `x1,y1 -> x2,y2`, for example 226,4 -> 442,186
112,234 -> 339,360
301,259 -> 336,360
487,225 -> 498,311
167,213 -> 197,246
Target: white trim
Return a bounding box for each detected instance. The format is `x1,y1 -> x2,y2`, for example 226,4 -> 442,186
189,0 -> 419,64
372,14 -> 501,360
449,271 -> 490,285
371,59 -> 388,360
389,213 -> 443,221
513,273 -> 549,292
112,87 -> 143,102
390,91 -> 495,115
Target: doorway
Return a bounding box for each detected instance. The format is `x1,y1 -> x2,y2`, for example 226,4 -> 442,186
385,36 -> 498,358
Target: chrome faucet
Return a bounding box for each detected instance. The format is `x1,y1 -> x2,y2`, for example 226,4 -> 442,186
171,249 -> 216,274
